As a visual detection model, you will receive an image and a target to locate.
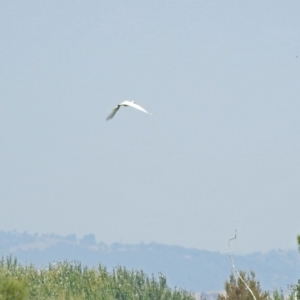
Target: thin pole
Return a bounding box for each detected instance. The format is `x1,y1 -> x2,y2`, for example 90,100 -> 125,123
228,230 -> 257,300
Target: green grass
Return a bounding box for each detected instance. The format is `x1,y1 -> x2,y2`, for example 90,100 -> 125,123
0,256 -> 194,300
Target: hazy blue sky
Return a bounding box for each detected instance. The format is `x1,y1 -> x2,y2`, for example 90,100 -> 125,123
1,1 -> 299,254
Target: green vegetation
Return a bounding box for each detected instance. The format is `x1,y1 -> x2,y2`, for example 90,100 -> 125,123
1,233 -> 300,300
217,235 -> 300,300
0,276 -> 28,300
0,256 -> 193,300
271,289 -> 285,300
217,271 -> 269,300
295,235 -> 300,300
217,270 -> 300,300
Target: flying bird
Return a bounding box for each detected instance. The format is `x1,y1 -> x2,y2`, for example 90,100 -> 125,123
106,100 -> 151,120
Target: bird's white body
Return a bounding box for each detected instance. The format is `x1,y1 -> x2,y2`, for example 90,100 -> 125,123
106,100 -> 151,120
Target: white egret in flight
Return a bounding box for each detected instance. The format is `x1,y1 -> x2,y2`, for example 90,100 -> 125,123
106,100 -> 151,120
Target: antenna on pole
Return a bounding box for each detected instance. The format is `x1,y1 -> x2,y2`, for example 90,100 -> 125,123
228,230 -> 257,300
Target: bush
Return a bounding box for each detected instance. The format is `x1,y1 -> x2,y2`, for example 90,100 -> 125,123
0,277 -> 28,300
0,256 -> 193,300
217,271 -> 269,300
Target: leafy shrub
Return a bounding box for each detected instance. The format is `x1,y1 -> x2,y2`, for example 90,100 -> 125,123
217,271 -> 269,300
0,256 -> 193,300
0,277 -> 28,300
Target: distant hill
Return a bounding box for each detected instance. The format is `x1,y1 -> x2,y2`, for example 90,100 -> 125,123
0,230 -> 299,295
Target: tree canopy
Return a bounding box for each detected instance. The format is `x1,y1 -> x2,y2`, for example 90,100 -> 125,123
218,271 -> 269,300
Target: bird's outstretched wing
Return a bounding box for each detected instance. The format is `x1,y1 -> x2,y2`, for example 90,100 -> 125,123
122,101 -> 151,115
106,105 -> 120,120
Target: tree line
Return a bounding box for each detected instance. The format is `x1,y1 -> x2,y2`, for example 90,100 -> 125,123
0,235 -> 299,300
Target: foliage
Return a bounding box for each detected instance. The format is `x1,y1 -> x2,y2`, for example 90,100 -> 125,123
295,235 -> 300,300
292,279 -> 300,300
271,289 -> 285,300
217,271 -> 269,300
0,277 -> 28,300
0,256 -> 193,300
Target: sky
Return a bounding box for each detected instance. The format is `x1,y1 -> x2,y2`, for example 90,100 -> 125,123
0,1 -> 299,254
